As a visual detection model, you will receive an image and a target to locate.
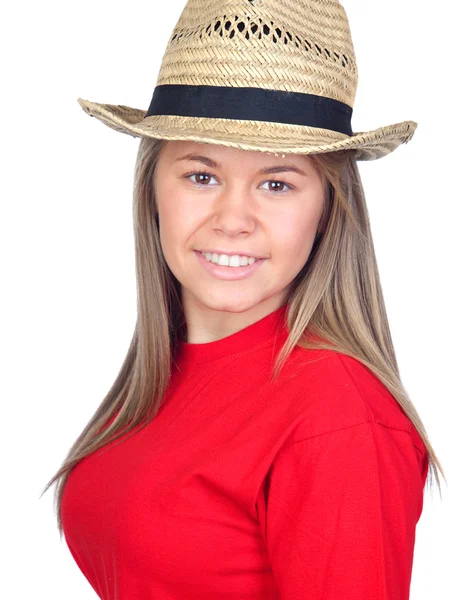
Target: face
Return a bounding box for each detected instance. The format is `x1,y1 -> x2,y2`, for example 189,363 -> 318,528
154,140 -> 325,320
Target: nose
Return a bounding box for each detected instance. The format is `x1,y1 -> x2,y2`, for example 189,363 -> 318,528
211,184 -> 257,236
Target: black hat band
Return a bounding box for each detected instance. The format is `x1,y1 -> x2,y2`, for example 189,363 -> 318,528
145,84 -> 353,135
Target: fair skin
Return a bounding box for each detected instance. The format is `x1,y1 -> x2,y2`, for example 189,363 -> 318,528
154,140 -> 325,344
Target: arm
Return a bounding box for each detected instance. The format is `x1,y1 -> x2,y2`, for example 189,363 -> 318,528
257,421 -> 427,599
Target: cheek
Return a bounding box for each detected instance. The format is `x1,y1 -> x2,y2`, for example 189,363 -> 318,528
156,183 -> 180,254
273,209 -> 321,263
156,184 -> 199,258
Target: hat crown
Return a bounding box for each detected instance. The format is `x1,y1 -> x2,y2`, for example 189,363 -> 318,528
156,0 -> 358,109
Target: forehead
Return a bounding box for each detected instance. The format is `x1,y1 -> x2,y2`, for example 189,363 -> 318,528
160,140 -> 315,170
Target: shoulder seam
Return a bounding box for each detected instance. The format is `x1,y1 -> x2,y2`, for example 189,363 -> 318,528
336,354 -> 423,459
283,421 -> 373,448
282,420 -> 422,456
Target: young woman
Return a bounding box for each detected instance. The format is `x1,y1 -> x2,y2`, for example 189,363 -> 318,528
43,1 -> 445,598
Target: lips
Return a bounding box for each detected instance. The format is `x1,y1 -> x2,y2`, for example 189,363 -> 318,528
197,251 -> 259,266
196,249 -> 266,260
195,250 -> 266,281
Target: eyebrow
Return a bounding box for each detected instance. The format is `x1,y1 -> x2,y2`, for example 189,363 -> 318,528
175,153 -> 307,177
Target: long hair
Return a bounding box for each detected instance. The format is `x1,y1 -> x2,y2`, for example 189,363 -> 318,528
41,136 -> 445,538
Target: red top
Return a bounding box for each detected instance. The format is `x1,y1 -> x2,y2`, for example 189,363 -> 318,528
61,303 -> 429,599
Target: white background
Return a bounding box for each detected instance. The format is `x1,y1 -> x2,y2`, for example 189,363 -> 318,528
1,0 -> 466,597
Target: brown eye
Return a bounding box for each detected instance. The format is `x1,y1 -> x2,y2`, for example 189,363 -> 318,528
186,172 -> 216,186
260,179 -> 293,193
194,174 -> 211,185
269,181 -> 285,192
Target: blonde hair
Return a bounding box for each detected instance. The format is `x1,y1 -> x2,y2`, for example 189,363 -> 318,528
41,137 -> 445,538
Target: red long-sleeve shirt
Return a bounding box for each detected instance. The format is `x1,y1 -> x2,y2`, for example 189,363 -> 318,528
61,303 -> 429,599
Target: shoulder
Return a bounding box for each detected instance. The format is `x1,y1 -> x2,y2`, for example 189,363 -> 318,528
281,348 -> 424,454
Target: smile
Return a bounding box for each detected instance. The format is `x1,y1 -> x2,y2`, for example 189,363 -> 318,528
194,251 -> 267,281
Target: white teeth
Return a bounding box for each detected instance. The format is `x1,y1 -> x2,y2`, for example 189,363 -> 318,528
202,252 -> 258,267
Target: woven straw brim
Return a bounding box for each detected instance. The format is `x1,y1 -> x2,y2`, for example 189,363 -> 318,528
77,98 -> 417,161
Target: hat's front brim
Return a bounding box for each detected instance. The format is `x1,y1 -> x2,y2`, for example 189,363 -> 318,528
77,98 -> 417,161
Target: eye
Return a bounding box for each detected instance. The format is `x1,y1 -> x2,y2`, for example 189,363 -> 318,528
259,179 -> 294,193
185,171 -> 218,187
184,171 -> 294,193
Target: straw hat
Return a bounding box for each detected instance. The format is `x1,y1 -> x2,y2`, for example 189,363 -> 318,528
77,0 -> 417,161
